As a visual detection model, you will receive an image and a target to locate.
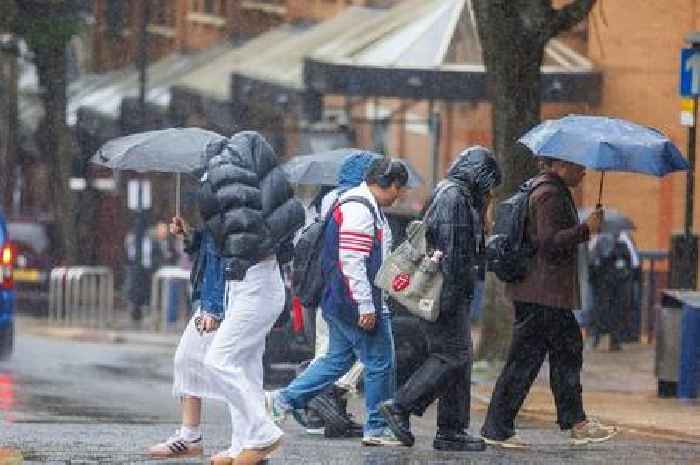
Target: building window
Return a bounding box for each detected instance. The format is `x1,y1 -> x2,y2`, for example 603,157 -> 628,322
152,0 -> 175,27
106,0 -> 126,36
191,0 -> 227,15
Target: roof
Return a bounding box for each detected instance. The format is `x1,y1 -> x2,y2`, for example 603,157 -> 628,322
18,40 -> 233,140
174,6 -> 378,97
302,0 -> 599,102
309,0 -> 594,72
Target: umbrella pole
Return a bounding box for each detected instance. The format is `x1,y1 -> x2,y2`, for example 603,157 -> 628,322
596,171 -> 605,209
175,173 -> 181,218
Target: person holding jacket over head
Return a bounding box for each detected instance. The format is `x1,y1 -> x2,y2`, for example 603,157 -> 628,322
199,131 -> 305,465
379,147 -> 501,452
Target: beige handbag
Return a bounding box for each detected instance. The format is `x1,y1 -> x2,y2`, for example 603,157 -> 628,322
374,219 -> 444,322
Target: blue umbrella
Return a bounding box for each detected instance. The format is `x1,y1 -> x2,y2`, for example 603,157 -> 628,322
519,115 -> 689,205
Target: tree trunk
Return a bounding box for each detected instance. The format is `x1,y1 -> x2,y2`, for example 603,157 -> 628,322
473,0 -> 597,360
0,41 -> 18,211
35,44 -> 79,265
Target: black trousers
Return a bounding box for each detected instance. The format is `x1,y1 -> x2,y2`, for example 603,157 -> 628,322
481,301 -> 586,441
394,301 -> 472,433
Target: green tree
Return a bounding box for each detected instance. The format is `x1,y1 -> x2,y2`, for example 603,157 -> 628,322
11,0 -> 83,264
474,0 -> 597,361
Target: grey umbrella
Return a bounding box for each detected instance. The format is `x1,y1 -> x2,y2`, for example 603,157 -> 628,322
91,127 -> 226,216
578,207 -> 635,234
282,148 -> 424,187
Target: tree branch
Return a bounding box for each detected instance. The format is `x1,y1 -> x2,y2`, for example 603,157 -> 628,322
545,0 -> 597,41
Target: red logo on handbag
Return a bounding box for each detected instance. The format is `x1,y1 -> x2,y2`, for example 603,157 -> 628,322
392,273 -> 410,292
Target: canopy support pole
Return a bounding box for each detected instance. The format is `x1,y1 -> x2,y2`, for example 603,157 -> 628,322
596,171 -> 605,209
175,173 -> 181,218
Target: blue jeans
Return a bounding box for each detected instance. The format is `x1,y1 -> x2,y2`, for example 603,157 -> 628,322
279,312 -> 395,434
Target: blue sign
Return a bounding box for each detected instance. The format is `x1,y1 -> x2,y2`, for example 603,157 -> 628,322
680,48 -> 700,96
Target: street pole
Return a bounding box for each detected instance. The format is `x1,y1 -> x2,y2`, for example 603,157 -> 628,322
132,2 -> 151,323
685,93 -> 698,235
138,0 -> 151,128
670,35 -> 700,289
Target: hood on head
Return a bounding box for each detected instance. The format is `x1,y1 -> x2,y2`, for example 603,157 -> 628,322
446,146 -> 502,196
337,150 -> 382,189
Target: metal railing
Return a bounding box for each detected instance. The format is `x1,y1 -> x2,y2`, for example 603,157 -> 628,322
150,266 -> 191,332
48,266 -> 114,327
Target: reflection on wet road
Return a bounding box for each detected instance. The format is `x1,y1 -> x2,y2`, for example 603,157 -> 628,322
1,333 -> 698,465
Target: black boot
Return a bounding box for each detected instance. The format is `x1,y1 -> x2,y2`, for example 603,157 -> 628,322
433,430 -> 486,452
308,385 -> 363,438
379,400 -> 414,446
324,420 -> 364,438
291,407 -> 325,434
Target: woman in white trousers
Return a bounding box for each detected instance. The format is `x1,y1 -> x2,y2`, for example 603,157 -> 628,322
205,257 -> 286,465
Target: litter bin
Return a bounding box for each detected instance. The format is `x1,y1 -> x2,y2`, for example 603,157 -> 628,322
656,291 -> 684,397
679,298 -> 700,398
657,290 -> 700,399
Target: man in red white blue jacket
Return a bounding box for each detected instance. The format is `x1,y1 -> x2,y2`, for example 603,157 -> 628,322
267,158 -> 409,446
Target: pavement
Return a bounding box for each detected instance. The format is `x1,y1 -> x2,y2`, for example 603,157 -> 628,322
17,316 -> 700,444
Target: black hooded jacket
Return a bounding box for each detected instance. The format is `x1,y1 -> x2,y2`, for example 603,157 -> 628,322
199,131 -> 305,280
423,146 -> 501,317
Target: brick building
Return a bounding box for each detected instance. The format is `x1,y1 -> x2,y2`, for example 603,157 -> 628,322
581,0 -> 697,254
89,0 -> 401,72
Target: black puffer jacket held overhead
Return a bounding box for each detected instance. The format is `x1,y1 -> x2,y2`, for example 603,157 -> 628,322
199,131 -> 305,280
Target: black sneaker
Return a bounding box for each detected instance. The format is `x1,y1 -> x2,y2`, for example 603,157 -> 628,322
378,400 -> 414,447
434,430 -> 486,452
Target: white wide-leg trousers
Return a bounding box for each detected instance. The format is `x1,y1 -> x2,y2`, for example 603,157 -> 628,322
204,257 -> 285,454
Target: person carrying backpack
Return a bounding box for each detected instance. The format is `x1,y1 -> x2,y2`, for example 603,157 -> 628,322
481,157 -> 618,448
292,150 -> 380,438
266,158 -> 409,447
378,146 -> 501,452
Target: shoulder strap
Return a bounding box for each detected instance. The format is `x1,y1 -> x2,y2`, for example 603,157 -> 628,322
327,195 -> 380,239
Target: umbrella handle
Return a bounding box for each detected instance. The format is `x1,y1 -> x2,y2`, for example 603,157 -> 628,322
176,173 -> 181,218
596,171 -> 605,209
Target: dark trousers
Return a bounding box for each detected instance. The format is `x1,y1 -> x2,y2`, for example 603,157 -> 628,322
394,301 -> 472,433
481,301 -> 586,441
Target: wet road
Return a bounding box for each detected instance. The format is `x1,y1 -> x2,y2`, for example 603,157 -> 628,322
1,333 -> 698,464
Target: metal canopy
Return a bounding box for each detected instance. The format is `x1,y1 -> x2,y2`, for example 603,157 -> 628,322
303,0 -> 601,103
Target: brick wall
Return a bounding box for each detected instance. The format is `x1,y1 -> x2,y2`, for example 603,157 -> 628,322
584,0 -> 700,252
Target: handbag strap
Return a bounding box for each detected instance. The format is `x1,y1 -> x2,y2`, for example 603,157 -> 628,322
407,181 -> 455,243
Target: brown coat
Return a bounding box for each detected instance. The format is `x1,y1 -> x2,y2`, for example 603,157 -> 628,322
506,172 -> 590,310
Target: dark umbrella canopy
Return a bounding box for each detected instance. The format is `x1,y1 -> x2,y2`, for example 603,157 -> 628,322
578,207 -> 635,234
91,127 -> 225,174
91,127 -> 226,216
282,148 -> 424,187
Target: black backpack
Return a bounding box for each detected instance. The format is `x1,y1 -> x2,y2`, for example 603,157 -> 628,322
292,196 -> 377,309
486,178 -> 553,283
